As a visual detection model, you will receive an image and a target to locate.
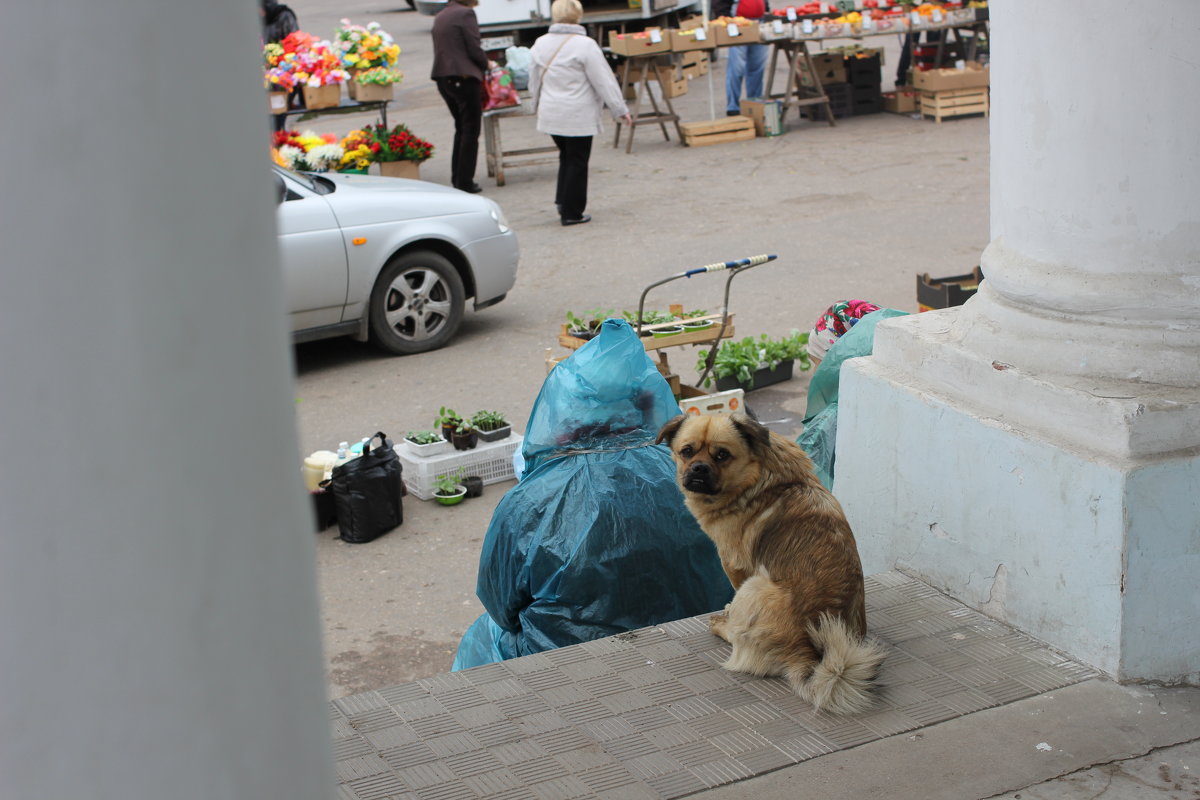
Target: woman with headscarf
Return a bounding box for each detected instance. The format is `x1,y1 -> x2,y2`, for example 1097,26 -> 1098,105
528,0 -> 632,226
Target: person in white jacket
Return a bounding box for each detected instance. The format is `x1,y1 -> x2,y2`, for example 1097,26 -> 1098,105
528,0 -> 632,226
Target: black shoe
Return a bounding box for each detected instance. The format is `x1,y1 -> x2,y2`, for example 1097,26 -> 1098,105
561,215 -> 591,226
726,110 -> 740,117
458,182 -> 483,194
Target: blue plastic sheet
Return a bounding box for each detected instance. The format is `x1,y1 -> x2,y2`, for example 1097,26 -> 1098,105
453,319 -> 734,670
797,308 -> 908,489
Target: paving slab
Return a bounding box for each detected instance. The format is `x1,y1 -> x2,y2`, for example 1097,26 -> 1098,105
323,571 -> 1198,800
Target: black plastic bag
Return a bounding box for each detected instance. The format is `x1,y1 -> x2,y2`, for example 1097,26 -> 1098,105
324,431 -> 404,544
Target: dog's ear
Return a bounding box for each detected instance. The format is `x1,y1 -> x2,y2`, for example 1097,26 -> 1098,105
656,414 -> 687,447
730,413 -> 771,451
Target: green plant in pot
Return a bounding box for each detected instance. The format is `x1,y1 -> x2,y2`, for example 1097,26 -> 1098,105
565,308 -> 612,340
433,469 -> 467,505
451,420 -> 478,451
677,308 -> 713,330
470,409 -> 511,442
404,428 -> 449,457
696,330 -> 811,391
435,407 -> 463,440
623,309 -> 680,336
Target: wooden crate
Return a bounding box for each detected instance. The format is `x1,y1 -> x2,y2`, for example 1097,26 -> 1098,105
680,116 -> 755,147
557,314 -> 735,353
919,88 -> 989,123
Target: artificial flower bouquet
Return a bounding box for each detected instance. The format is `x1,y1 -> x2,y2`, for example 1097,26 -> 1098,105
272,130 -> 345,172
262,31 -> 350,110
338,129 -> 377,173
365,124 -> 435,163
334,20 -> 402,71
351,66 -> 404,101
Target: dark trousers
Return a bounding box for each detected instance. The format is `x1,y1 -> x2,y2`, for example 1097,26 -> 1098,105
551,134 -> 592,220
436,76 -> 483,189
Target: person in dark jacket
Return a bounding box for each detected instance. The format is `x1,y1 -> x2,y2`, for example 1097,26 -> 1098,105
431,0 -> 490,193
260,0 -> 298,46
712,0 -> 770,115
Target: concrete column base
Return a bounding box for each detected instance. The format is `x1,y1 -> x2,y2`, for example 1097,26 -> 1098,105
835,312 -> 1200,685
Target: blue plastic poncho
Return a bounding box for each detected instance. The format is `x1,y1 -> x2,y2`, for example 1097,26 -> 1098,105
452,319 -> 734,670
796,308 -> 909,489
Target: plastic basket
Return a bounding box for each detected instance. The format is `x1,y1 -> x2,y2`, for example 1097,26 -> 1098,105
679,388 -> 746,416
396,433 -> 523,500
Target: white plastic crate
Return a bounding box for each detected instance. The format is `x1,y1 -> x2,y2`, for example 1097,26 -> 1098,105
396,433 -> 523,500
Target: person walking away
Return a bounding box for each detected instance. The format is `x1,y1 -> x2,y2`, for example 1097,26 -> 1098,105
431,0 -> 489,193
713,0 -> 770,116
528,0 -> 632,226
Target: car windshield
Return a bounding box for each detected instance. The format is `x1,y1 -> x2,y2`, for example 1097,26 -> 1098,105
277,166 -> 335,196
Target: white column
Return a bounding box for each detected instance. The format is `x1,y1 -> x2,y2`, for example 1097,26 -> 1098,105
0,3 -> 334,799
836,0 -> 1200,683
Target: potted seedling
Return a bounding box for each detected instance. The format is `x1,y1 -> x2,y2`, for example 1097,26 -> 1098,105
697,330 -> 812,392
433,469 -> 467,505
451,419 -> 478,451
404,429 -> 450,457
564,308 -> 613,340
678,308 -> 714,331
435,407 -> 463,441
462,475 -> 484,497
470,409 -> 511,442
623,309 -> 679,336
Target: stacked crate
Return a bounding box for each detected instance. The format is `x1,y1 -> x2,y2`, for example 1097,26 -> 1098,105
844,51 -> 883,116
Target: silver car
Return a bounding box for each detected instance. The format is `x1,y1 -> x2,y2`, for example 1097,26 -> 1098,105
273,165 -> 519,355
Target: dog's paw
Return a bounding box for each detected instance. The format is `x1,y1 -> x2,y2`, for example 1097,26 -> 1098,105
709,611 -> 730,640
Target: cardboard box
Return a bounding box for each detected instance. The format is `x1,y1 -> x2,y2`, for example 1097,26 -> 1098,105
740,98 -> 784,136
608,30 -> 671,56
799,53 -> 847,87
670,28 -> 715,51
268,90 -> 289,114
883,87 -> 918,113
354,82 -> 394,102
678,14 -> 705,30
760,19 -> 794,41
912,61 -> 990,92
680,116 -> 756,147
711,20 -> 763,47
917,266 -> 983,311
301,83 -> 341,110
658,67 -> 689,98
681,53 -> 705,78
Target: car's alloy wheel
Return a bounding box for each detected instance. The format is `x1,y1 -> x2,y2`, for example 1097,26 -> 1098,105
369,250 -> 465,355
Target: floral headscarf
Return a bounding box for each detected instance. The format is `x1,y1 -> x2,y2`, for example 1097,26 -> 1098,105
807,299 -> 881,361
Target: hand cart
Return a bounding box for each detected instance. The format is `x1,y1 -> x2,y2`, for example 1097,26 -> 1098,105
556,254 -> 779,398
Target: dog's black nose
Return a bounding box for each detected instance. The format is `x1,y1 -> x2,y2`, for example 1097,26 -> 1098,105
687,462 -> 712,477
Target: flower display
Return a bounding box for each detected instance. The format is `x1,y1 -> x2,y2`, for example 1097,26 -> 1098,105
271,129 -> 344,172
364,123 -> 435,163
335,20 -> 402,71
338,129 -> 377,171
262,30 -> 349,90
355,66 -> 404,87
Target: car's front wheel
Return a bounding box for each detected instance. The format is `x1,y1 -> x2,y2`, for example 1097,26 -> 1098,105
368,250 -> 465,355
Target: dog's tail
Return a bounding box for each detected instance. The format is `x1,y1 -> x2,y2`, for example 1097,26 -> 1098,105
787,612 -> 885,715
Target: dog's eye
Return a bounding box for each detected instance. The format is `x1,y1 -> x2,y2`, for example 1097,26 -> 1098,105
680,445 -> 694,458
713,449 -> 731,462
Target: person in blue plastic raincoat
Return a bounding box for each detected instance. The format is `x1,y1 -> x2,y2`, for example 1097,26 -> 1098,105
797,301 -> 909,489
452,318 -> 734,670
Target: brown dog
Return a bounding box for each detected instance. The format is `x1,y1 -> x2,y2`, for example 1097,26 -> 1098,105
657,412 -> 883,714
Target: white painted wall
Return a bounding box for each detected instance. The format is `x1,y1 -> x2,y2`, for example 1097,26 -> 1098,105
0,3 -> 334,798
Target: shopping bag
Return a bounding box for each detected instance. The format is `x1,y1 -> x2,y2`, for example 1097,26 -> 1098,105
482,63 -> 520,111
323,431 -> 404,544
504,46 -> 532,90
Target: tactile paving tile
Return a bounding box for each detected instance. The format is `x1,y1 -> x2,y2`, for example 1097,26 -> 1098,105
333,571 -> 1098,800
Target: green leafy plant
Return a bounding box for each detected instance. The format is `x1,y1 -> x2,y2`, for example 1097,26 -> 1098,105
622,309 -> 676,326
454,419 -> 475,435
696,330 -> 811,388
435,406 -> 463,429
469,410 -> 508,431
675,308 -> 709,321
565,308 -> 613,334
405,429 -> 443,444
433,469 -> 465,496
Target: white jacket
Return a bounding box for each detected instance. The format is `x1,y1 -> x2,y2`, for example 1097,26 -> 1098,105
529,24 -> 629,137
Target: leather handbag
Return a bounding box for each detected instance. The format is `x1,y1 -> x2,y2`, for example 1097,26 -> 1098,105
323,432 -> 404,544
